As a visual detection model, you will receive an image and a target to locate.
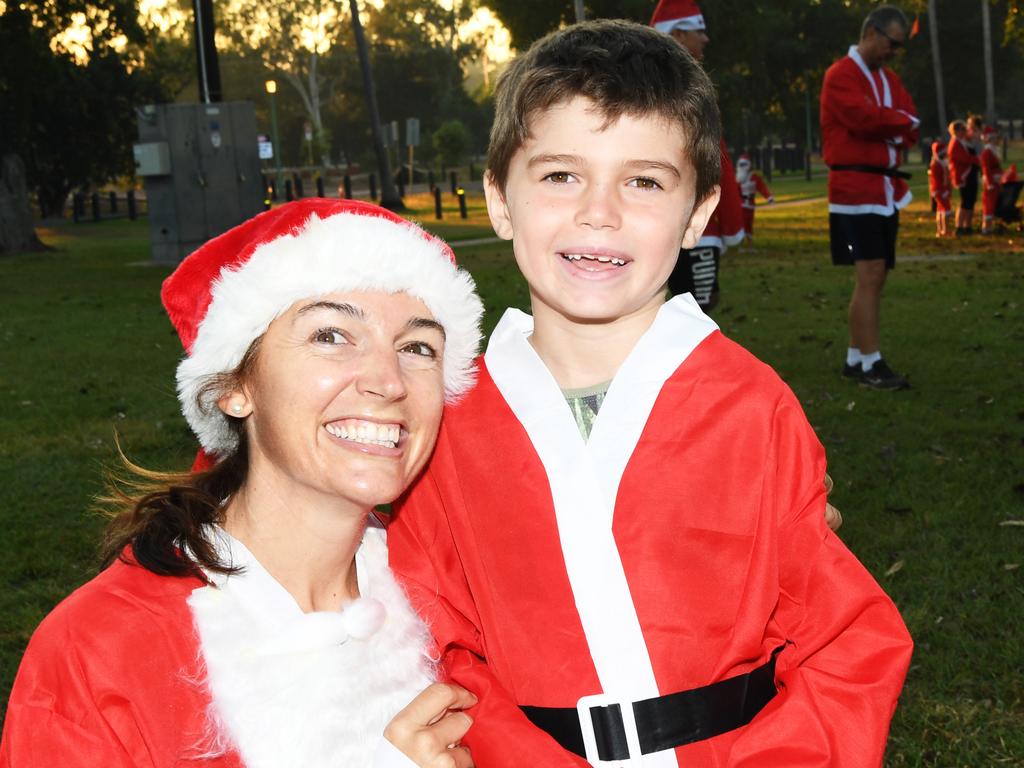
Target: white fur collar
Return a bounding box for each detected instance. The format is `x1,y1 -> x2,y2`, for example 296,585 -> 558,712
188,519 -> 435,768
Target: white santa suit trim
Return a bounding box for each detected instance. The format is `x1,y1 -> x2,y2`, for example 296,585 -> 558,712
187,518 -> 432,768
484,295 -> 717,767
828,46 -> 915,217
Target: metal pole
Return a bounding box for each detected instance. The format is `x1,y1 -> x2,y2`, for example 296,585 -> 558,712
981,0 -> 996,123
927,0 -> 947,131
268,89 -> 283,199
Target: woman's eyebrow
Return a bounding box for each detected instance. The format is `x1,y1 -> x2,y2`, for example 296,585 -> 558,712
296,301 -> 365,319
406,317 -> 446,339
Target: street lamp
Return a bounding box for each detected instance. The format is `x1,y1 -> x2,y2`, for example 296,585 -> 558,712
265,79 -> 283,201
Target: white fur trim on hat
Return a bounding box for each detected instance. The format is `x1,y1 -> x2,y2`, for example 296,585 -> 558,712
177,211 -> 483,457
653,14 -> 705,33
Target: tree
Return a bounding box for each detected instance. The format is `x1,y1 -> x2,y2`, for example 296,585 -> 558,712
218,0 -> 345,166
0,4 -> 164,220
433,119 -> 471,171
0,155 -> 46,255
484,0 -> 651,48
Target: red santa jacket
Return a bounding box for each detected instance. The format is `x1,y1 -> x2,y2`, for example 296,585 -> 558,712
698,139 -> 745,250
821,46 -> 919,215
2,527 -> 428,768
929,159 -> 951,205
739,172 -> 773,209
947,138 -> 979,188
389,300 -> 914,768
980,145 -> 1003,190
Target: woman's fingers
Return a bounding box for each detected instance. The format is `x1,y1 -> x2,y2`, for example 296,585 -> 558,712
385,683 -> 477,767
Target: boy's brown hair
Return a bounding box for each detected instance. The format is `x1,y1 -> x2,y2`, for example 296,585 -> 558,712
487,19 -> 721,205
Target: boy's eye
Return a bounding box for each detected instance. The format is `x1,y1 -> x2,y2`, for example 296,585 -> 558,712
543,171 -> 575,184
629,176 -> 663,190
401,341 -> 438,359
312,328 -> 347,345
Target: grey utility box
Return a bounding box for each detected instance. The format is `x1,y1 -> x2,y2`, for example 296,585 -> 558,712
135,102 -> 264,263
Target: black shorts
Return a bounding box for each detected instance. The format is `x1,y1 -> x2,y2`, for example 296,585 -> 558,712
960,167 -> 979,210
829,212 -> 898,270
669,246 -> 719,308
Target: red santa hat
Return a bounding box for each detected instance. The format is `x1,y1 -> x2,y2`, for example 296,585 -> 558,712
736,153 -> 752,167
650,0 -> 705,33
161,198 -> 483,458
981,126 -> 998,142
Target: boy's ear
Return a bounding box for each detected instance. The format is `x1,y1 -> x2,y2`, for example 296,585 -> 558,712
483,171 -> 514,241
680,185 -> 721,250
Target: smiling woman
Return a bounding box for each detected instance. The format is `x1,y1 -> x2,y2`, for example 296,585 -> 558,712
0,200 -> 484,768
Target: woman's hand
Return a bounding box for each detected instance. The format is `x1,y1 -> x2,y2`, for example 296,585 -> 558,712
384,683 -> 477,768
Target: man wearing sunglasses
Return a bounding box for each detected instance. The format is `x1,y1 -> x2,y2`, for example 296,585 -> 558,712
821,5 -> 918,391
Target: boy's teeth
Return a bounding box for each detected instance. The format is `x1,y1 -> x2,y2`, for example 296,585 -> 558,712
562,252 -> 626,266
325,420 -> 400,448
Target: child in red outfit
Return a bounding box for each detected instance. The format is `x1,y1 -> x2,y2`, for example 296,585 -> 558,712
980,126 -> 1003,234
928,140 -> 952,237
735,153 -> 774,244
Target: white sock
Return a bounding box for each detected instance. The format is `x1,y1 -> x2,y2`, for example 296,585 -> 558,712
861,351 -> 881,371
846,347 -> 862,367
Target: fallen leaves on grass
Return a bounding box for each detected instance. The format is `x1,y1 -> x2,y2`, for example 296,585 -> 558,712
885,560 -> 905,576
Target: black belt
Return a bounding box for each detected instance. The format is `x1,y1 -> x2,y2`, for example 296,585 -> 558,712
829,163 -> 912,180
521,645 -> 785,762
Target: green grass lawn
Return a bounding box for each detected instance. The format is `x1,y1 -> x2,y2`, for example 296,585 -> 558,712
1,169 -> 1022,764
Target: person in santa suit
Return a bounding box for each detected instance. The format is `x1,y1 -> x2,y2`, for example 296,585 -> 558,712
928,139 -> 952,238
734,153 -> 774,244
389,20 -> 911,768
947,119 -> 981,235
651,0 -> 744,312
979,125 -> 1004,234
821,5 -> 919,391
0,199 -> 485,768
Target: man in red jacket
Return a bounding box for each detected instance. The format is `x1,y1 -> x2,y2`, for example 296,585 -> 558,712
821,5 -> 919,390
652,0 -> 745,312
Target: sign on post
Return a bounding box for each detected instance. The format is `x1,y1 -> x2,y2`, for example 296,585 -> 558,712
406,118 -> 420,147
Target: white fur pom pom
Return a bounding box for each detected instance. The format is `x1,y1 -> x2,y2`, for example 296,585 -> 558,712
342,598 -> 386,640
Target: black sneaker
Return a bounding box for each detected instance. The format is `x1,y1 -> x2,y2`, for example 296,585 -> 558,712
842,362 -> 864,380
860,359 -> 909,390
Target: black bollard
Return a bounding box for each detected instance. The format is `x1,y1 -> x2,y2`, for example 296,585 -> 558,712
73,192 -> 84,223
127,190 -> 137,220
369,173 -> 378,201
434,187 -> 443,220
316,175 -> 325,198
450,171 -> 457,195
108,191 -> 118,213
91,192 -> 101,222
285,179 -> 294,202
343,174 -> 352,199
457,187 -> 467,219
294,174 -> 304,199
428,170 -> 435,191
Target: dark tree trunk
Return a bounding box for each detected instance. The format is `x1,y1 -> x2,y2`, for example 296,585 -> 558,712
0,154 -> 46,255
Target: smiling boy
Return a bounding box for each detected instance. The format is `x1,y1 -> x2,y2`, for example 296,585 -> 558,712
390,20 -> 912,767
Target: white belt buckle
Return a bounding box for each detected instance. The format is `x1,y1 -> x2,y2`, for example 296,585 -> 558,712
576,692 -> 644,767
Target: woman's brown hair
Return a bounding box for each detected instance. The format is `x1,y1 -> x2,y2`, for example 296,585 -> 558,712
97,338 -> 262,579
